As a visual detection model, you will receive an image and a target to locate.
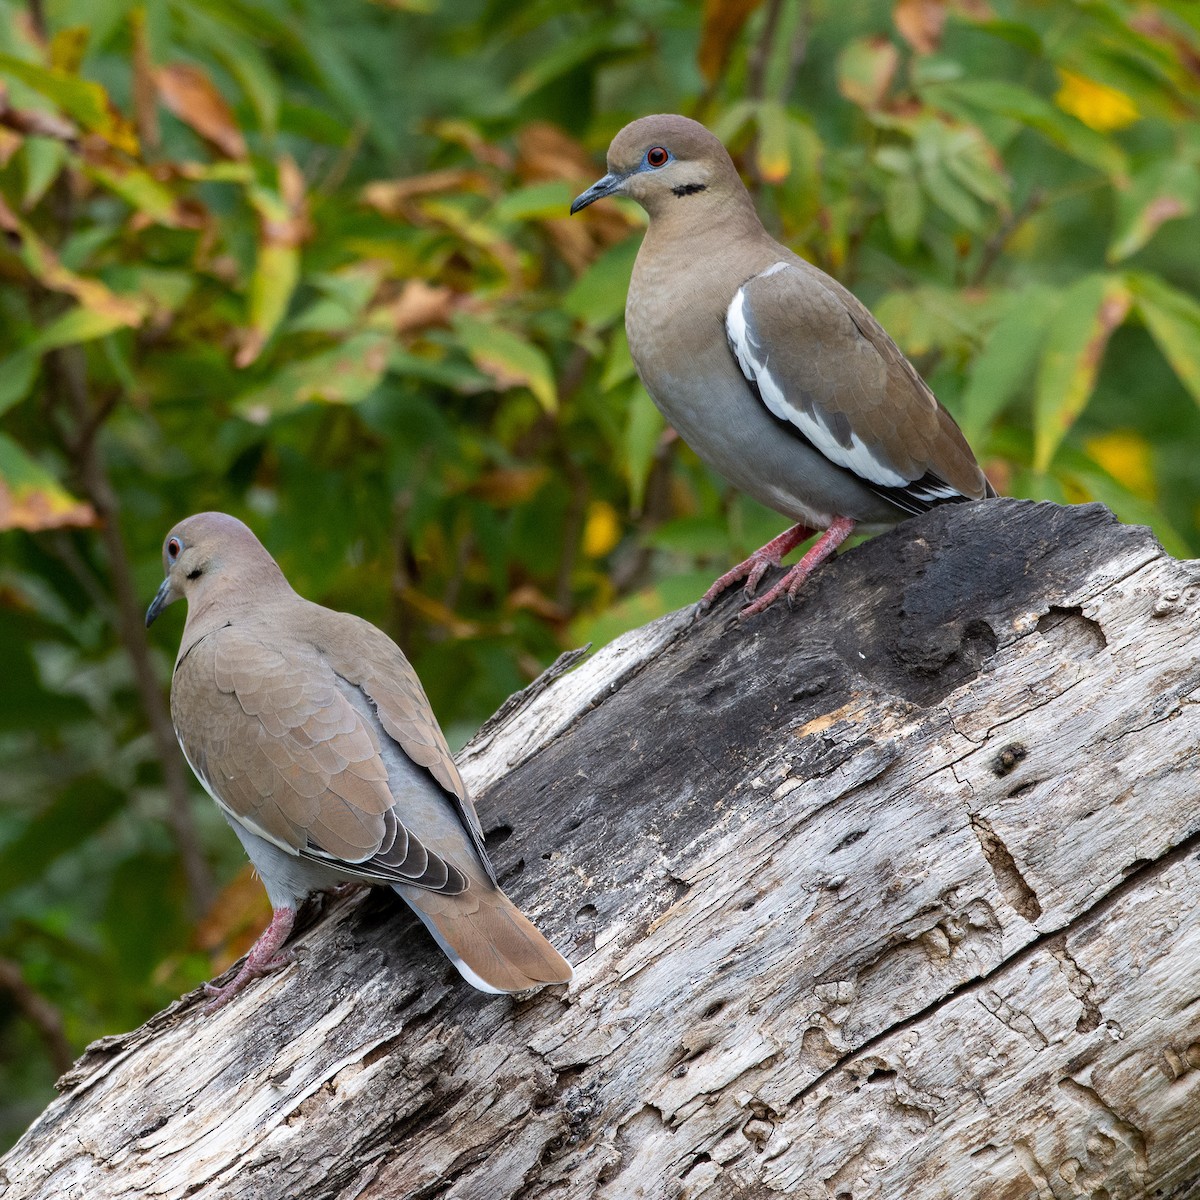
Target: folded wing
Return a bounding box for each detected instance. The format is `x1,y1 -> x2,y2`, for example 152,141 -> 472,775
726,260 -> 993,514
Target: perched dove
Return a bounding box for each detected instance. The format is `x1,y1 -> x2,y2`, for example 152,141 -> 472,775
146,512 -> 573,1010
571,114 -> 995,617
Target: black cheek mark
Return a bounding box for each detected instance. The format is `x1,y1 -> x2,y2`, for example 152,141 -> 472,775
187,569 -> 203,580
672,182 -> 707,197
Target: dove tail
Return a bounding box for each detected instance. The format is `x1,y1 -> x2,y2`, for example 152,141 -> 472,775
397,883 -> 574,994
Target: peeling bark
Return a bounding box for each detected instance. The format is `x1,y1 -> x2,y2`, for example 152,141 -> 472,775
3,499 -> 1200,1199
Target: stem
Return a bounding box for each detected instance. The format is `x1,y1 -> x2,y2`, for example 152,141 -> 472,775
52,345 -> 215,917
748,0 -> 785,101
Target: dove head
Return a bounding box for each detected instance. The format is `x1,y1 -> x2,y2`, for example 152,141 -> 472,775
146,511 -> 288,628
570,113 -> 755,224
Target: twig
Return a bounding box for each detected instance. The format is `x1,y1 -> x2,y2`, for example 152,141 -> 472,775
748,0 -> 786,101
968,188 -> 1045,288
0,957 -> 72,1076
49,345 -> 215,917
780,1 -> 813,99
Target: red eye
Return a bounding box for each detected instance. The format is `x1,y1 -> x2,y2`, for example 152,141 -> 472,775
167,537 -> 181,561
646,146 -> 669,167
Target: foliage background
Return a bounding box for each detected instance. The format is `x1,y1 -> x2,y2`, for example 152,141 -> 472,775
1,0 -> 1199,1150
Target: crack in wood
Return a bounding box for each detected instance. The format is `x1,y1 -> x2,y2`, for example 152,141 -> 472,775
967,812 -> 1043,921
792,818 -> 1200,1110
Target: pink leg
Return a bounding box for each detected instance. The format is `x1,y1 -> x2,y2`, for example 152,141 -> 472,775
698,522 -> 815,611
202,905 -> 296,1014
739,516 -> 857,619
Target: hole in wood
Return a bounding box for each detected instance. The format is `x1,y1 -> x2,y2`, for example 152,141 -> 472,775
1036,605 -> 1106,659
485,823 -> 513,848
831,829 -> 867,853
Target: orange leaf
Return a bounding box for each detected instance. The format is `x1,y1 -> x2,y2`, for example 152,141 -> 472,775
385,278 -> 458,335
515,122 -> 635,266
894,0 -> 947,53
467,465 -> 550,506
154,62 -> 247,159
191,865 -> 273,970
361,168 -> 491,218
698,0 -> 764,84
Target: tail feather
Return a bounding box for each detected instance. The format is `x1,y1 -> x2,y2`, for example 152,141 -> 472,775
397,883 -> 574,994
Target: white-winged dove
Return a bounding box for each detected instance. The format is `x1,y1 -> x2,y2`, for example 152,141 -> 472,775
571,114 -> 995,617
146,513 -> 572,1010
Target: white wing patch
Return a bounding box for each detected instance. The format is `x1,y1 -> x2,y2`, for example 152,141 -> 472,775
726,266 -> 910,489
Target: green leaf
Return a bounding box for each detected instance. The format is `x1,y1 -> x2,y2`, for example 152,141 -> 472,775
239,240 -> 301,366
25,305 -> 131,355
754,101 -> 792,183
512,23 -> 633,99
1130,273 -> 1200,405
959,286 -> 1059,444
491,181 -> 575,224
0,53 -> 136,151
0,776 -> 126,893
1033,274 -> 1132,470
83,163 -> 179,224
0,352 -> 37,416
234,332 -> 393,422
624,384 -> 665,514
0,306 -> 134,413
563,236 -> 640,330
21,136 -> 66,209
453,314 -> 557,414
914,125 -> 985,231
1109,160 -> 1200,263
883,168 -> 923,251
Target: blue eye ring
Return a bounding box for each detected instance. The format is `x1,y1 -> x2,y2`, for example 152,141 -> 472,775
646,146 -> 670,168
167,537 -> 181,561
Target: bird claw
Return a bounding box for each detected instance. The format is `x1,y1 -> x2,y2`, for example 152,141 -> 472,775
201,949 -> 295,1013
198,905 -> 297,1014
697,523 -> 816,616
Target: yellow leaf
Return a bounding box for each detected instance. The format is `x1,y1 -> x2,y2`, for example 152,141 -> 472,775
1085,430 -> 1155,501
583,500 -> 622,557
1054,70 -> 1139,133
0,434 -> 97,532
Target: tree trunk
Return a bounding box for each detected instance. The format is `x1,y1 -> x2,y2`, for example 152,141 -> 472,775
4,499 -> 1200,1200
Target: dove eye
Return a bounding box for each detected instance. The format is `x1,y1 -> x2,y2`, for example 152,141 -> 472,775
646,146 -> 669,167
167,538 -> 181,561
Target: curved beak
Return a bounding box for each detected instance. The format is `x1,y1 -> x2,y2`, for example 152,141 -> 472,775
570,171 -> 625,215
145,577 -> 175,627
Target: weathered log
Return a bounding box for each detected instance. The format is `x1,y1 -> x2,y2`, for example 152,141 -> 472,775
4,498 -> 1200,1200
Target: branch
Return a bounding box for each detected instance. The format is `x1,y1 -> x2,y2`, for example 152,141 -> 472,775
4,500 -> 1199,1198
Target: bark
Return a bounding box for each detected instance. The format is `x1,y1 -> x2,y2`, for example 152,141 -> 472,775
4,498 -> 1200,1200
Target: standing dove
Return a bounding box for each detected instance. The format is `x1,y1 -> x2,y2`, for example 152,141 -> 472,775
571,114 -> 995,617
146,512 -> 572,1010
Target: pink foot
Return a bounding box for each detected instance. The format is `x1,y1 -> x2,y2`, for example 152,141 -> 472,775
739,516 -> 856,619
202,906 -> 296,1013
698,523 -> 815,611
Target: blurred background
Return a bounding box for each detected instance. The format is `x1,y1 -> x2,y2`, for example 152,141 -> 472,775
1,0 -> 1198,1149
